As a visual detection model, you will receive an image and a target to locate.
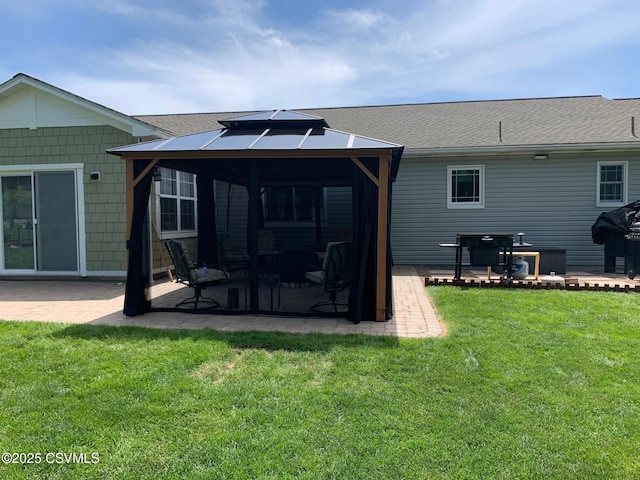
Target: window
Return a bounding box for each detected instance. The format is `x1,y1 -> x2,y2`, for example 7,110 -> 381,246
158,168 -> 196,233
447,165 -> 484,208
597,161 -> 627,207
263,186 -> 326,225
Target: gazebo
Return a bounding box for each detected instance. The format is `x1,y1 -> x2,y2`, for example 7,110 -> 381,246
108,110 -> 403,322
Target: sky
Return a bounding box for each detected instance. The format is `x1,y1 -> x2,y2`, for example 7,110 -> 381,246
2,0 -> 639,115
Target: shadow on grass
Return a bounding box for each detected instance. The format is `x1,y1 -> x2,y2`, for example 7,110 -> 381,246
52,323 -> 401,352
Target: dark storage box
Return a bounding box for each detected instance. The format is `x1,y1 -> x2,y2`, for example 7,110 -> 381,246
515,246 -> 566,274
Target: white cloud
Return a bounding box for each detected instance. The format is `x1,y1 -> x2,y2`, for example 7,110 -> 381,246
321,0 -> 640,99
25,0 -> 640,113
58,36 -> 356,114
325,8 -> 394,30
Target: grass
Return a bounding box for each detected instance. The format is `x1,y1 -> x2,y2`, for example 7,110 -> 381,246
0,287 -> 639,479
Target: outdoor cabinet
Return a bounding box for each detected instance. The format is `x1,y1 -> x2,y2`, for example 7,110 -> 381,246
514,246 -> 567,274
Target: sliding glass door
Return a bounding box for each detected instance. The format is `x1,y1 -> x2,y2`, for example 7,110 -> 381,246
2,175 -> 35,269
1,171 -> 78,272
35,171 -> 78,271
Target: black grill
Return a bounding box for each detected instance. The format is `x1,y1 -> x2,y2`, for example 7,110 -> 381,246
455,234 -> 514,281
592,204 -> 640,275
625,222 -> 640,278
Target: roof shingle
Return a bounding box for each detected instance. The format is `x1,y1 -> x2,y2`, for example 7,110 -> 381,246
135,95 -> 640,151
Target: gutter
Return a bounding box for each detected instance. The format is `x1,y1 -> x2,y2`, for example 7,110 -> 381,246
403,142 -> 640,158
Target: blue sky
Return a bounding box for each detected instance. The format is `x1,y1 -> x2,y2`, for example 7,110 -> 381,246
2,0 -> 639,115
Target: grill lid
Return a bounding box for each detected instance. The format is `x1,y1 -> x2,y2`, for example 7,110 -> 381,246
626,223 -> 640,240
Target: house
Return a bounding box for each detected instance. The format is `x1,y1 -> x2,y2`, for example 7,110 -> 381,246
1,72 -> 639,278
0,74 -> 163,277
138,96 -> 640,272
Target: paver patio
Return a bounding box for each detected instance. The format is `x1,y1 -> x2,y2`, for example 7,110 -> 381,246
0,265 -> 444,338
3,266 -> 635,337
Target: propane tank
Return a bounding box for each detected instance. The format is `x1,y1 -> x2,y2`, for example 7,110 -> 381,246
541,272 -> 565,286
511,256 -> 529,280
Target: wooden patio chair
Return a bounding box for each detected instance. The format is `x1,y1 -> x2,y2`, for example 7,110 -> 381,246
305,241 -> 352,312
164,239 -> 228,310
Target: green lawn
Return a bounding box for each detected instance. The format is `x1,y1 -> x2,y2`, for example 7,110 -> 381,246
1,288 -> 639,479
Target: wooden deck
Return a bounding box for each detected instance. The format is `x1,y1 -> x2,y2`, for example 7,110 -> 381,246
418,266 -> 640,292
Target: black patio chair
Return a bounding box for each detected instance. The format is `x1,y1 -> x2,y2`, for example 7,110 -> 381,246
216,232 -> 249,274
164,239 -> 228,310
304,241 -> 351,313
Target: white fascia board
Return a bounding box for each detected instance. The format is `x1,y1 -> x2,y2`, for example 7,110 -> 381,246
403,142 -> 640,158
1,74 -> 163,138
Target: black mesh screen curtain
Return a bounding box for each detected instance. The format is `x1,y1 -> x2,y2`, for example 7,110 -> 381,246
196,174 -> 219,265
123,160 -> 154,316
348,158 -> 394,323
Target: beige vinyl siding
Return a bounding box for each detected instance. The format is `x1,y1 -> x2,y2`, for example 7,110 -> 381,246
391,151 -> 640,268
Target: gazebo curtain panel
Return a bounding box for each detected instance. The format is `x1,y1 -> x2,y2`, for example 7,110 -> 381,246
196,174 -> 219,266
123,160 -> 153,316
122,157 -> 394,321
348,157 -> 394,323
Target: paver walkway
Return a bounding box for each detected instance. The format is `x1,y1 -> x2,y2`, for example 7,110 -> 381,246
0,266 -> 445,338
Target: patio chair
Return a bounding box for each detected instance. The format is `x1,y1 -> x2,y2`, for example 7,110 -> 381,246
304,241 -> 351,312
258,229 -> 275,252
164,239 -> 228,310
216,232 -> 249,273
275,249 -> 319,285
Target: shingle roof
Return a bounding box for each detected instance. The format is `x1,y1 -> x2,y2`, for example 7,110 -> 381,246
135,95 -> 640,152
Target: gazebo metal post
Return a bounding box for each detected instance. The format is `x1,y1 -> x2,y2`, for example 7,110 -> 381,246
314,186 -> 323,246
247,159 -> 260,313
125,158 -> 133,245
196,173 -> 219,265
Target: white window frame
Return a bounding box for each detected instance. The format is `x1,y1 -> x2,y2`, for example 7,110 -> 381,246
597,161 -> 628,207
155,168 -> 197,239
263,186 -> 328,227
447,165 -> 485,209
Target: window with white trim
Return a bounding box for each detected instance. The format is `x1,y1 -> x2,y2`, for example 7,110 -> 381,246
597,161 -> 627,207
447,165 -> 484,208
263,186 -> 326,225
158,167 -> 197,232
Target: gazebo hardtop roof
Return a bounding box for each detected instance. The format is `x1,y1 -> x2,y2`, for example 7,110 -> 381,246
108,109 -> 403,179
